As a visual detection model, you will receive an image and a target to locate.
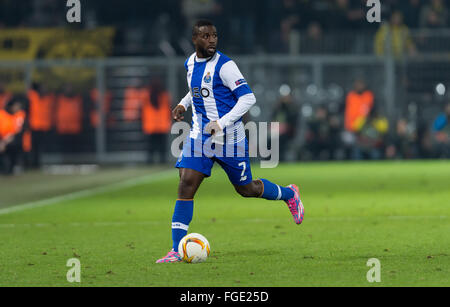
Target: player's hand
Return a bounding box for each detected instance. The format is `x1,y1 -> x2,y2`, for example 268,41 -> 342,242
204,120 -> 222,135
0,141 -> 5,153
172,105 -> 186,122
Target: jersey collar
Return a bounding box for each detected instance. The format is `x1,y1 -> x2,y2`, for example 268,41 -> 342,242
194,51 -> 217,63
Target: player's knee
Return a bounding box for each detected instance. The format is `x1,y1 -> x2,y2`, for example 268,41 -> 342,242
178,176 -> 198,198
179,178 -> 194,193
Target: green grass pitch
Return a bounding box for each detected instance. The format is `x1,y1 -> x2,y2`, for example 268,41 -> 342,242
0,161 -> 449,286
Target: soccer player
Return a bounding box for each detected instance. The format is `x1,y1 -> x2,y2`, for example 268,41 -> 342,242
156,20 -> 304,263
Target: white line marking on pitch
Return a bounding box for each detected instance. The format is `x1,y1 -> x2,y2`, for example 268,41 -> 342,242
0,221 -> 165,228
0,215 -> 446,228
0,169 -> 177,216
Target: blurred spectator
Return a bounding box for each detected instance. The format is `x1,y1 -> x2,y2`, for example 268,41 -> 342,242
123,79 -> 146,122
271,91 -> 298,161
328,111 -> 342,159
431,102 -> 450,158
343,77 -> 374,159
305,105 -> 339,160
353,107 -> 389,160
269,0 -> 303,53
27,83 -> 55,168
419,0 -> 448,28
416,119 -> 434,159
300,22 -> 326,54
0,96 -> 27,175
123,77 -> 171,163
55,84 -> 83,153
1,0 -> 448,55
423,10 -> 444,29
279,0 -> 301,44
347,0 -> 369,29
328,0 -> 354,30
401,0 -> 423,28
89,87 -> 114,129
143,77 -> 172,164
0,83 -> 12,110
386,118 -> 418,159
327,0 -> 367,30
344,78 -> 374,133
374,11 -> 417,58
142,77 -> 172,163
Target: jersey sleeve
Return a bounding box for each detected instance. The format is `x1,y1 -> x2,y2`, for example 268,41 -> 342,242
178,91 -> 192,110
217,92 -> 256,129
219,60 -> 253,99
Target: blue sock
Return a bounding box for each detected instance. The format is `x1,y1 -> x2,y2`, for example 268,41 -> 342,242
172,199 -> 194,252
259,178 -> 294,201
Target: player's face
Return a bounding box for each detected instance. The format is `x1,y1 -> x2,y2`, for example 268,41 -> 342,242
10,102 -> 23,114
193,26 -> 218,58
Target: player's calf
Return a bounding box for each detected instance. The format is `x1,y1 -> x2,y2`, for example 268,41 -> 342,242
234,180 -> 262,198
237,179 -> 304,225
178,168 -> 205,199
257,178 -> 294,201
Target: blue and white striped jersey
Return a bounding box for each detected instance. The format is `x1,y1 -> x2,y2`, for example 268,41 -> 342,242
183,51 -> 253,144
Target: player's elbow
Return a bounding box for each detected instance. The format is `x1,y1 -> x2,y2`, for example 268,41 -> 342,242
244,93 -> 256,106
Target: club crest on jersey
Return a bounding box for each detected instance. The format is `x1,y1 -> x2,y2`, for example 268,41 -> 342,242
235,78 -> 247,86
203,72 -> 212,83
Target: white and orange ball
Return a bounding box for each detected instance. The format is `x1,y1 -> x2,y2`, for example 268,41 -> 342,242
178,233 -> 210,263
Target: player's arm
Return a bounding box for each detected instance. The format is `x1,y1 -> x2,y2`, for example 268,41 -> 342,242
205,93 -> 256,135
216,93 -> 255,131
173,91 -> 192,121
214,60 -> 256,131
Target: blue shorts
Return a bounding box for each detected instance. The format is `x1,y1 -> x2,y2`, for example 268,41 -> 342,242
175,137 -> 253,186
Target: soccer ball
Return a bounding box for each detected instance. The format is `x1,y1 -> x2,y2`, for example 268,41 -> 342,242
178,233 -> 210,263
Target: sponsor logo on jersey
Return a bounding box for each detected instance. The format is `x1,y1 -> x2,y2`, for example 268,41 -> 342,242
235,78 -> 247,86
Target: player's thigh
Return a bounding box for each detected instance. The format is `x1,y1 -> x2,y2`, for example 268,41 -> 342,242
176,146 -> 213,198
178,167 -> 206,186
177,167 -> 206,199
175,137 -> 214,178
216,156 -> 253,186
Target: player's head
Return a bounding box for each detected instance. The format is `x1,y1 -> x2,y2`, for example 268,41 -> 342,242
192,20 -> 217,58
6,96 -> 25,114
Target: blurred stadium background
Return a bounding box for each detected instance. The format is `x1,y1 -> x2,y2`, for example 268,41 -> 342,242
0,0 -> 450,174
1,0 -> 450,288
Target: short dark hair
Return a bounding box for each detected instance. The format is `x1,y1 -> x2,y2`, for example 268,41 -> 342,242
192,19 -> 215,36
